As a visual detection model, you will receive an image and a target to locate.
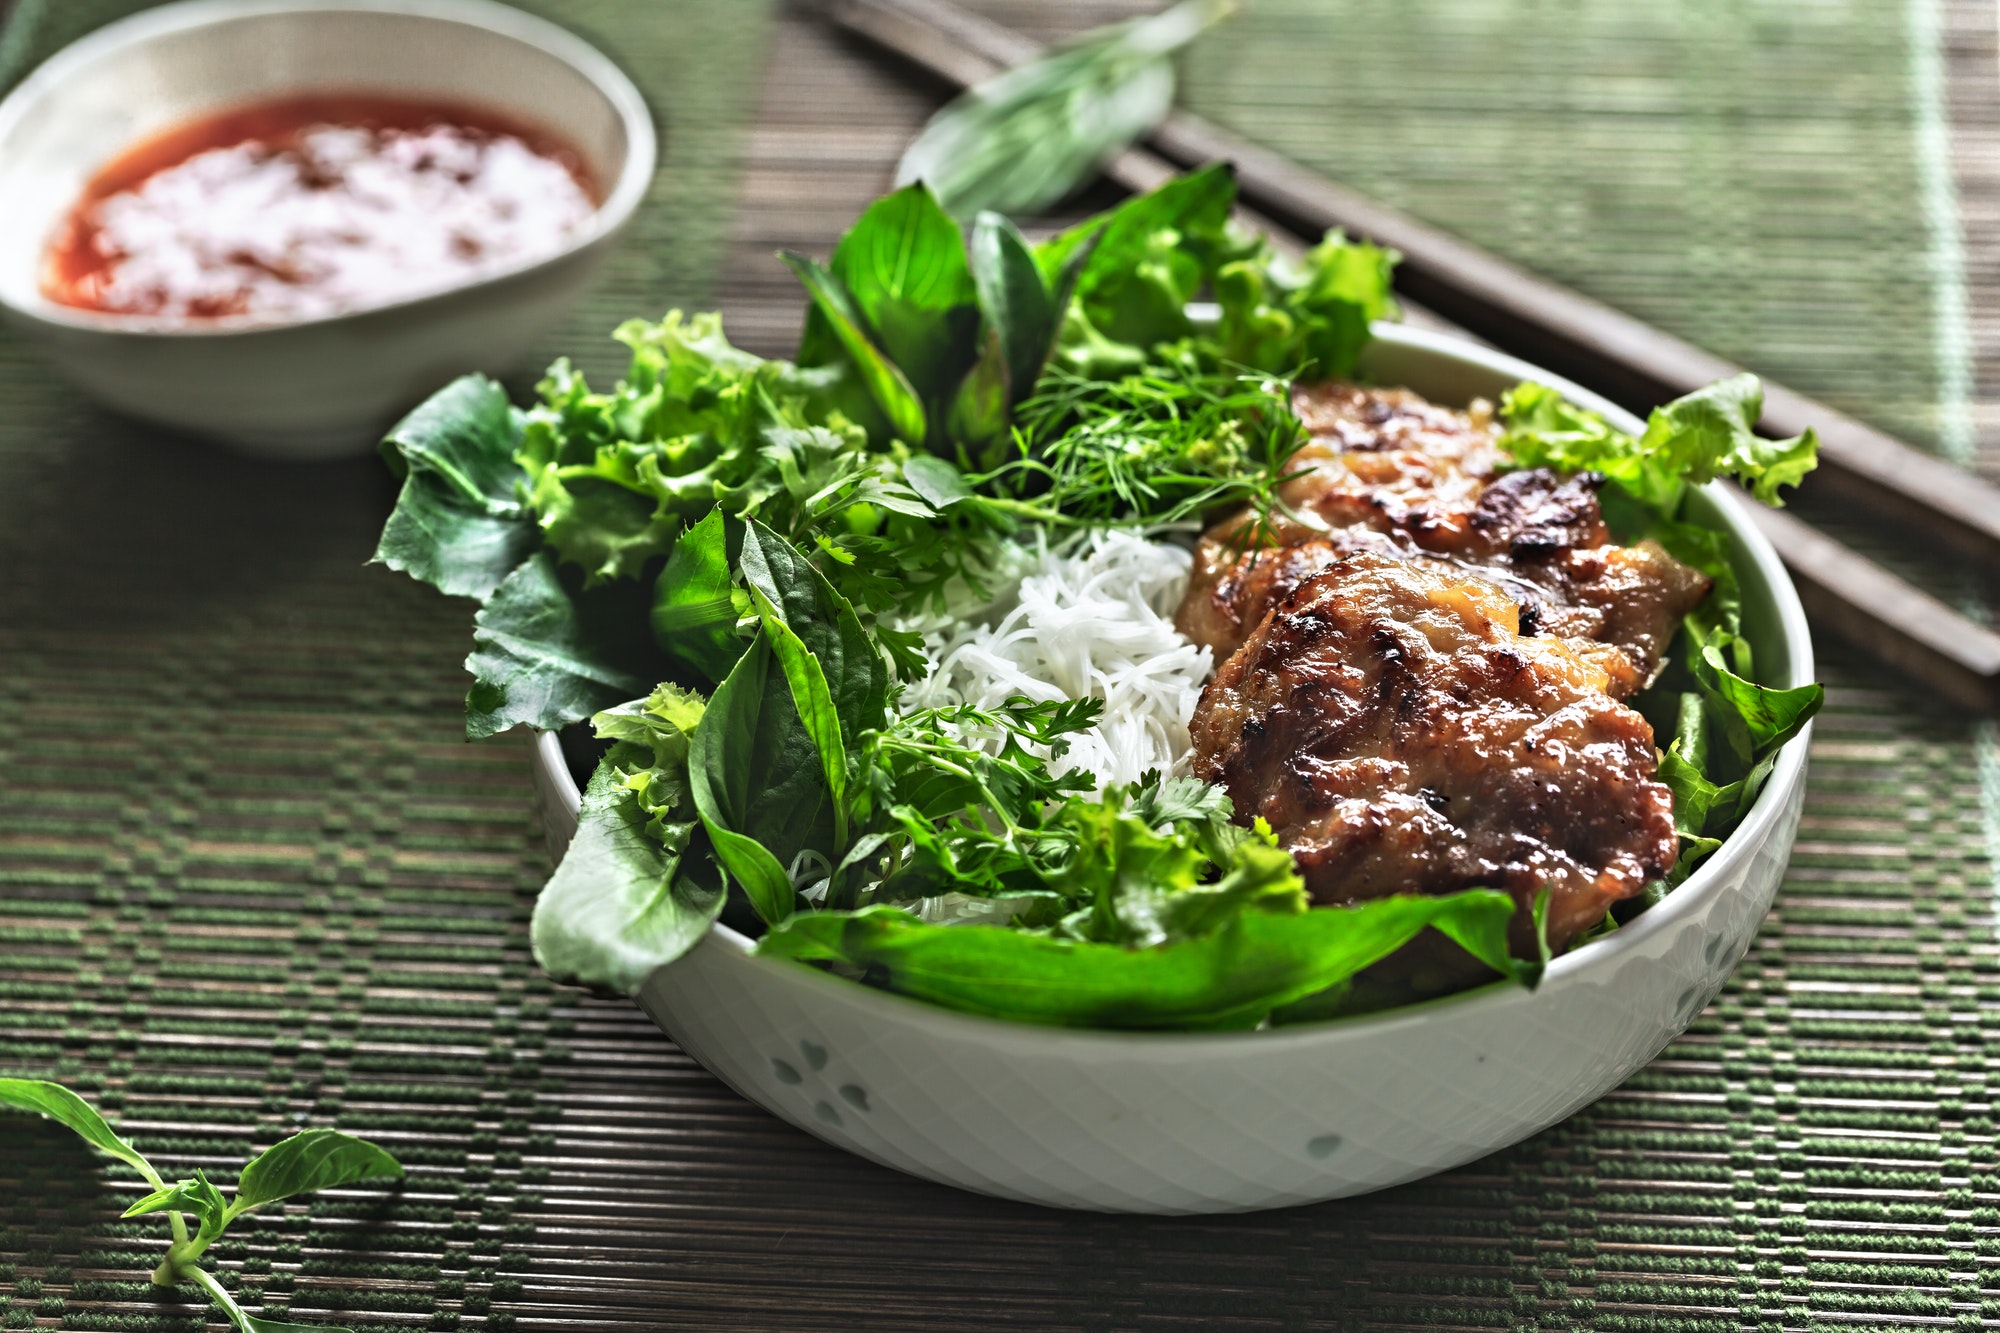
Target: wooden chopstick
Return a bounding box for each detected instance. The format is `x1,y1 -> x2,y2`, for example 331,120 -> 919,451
819,0 -> 2000,713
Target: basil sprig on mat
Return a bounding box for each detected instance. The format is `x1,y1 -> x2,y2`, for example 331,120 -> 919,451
0,1079 -> 402,1332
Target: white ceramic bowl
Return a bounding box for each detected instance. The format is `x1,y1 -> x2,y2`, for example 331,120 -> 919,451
530,325 -> 1814,1213
0,0 -> 654,459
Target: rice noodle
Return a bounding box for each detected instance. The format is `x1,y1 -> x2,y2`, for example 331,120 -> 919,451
901,529 -> 1212,790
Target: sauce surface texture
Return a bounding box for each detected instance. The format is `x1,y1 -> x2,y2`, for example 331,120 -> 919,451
42,94 -> 598,323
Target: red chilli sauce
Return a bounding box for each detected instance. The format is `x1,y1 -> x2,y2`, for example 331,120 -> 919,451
42,94 -> 600,323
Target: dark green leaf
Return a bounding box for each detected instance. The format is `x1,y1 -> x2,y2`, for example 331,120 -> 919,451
687,637 -> 829,923
650,511 -> 746,683
758,888 -> 1523,1029
373,375 -> 536,600
737,521 -> 888,739
748,586 -> 850,848
464,552 -> 672,739
970,211 -> 1060,404
532,745 -> 725,994
829,184 -> 982,403
946,329 -> 1012,464
779,251 -> 928,445
0,1078 -> 161,1186
232,1129 -> 402,1215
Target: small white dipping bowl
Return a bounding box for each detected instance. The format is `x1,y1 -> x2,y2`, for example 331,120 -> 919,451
0,0 -> 654,459
529,325 -> 1815,1214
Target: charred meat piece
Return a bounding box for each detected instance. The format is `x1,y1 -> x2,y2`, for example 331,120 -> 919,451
1185,383 -> 1711,691
1188,553 -> 1679,955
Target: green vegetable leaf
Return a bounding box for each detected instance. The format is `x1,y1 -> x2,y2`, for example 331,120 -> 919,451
903,454 -> 977,510
738,520 -> 888,739
464,552 -> 672,739
1642,374 -> 1819,507
749,587 -> 850,849
649,510 -> 746,683
688,636 -> 830,923
373,375 -> 537,601
124,1171 -> 229,1247
533,743 -> 725,994
829,184 -> 981,404
780,251 -> 928,445
758,888 -> 1524,1030
1500,375 -> 1818,516
946,328 -> 1012,464
231,1129 -> 402,1216
970,211 -> 1061,404
896,0 -> 1236,221
0,1078 -> 162,1187
1215,230 -> 1399,379
1045,161 -> 1237,351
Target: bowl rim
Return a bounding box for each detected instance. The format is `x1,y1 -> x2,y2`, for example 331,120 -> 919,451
540,320 -> 1816,1048
0,0 -> 656,338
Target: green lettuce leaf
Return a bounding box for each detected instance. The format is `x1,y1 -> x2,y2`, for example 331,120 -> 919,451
1214,229 -> 1399,379
533,736 -> 724,995
515,313 -> 774,583
1500,374 -> 1818,516
464,552 -> 672,739
372,375 -> 537,600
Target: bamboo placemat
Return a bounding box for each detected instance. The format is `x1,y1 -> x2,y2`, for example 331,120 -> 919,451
5,2 -> 2000,1330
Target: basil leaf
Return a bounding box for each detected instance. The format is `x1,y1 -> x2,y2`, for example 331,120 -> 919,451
896,0 -> 1233,221
649,511 -> 746,684
532,744 -> 725,994
970,211 -> 1059,404
829,183 -> 982,404
464,552 -> 672,739
232,1129 -> 403,1215
748,588 -> 849,848
1045,162 -> 1237,350
737,521 -> 888,739
372,375 -> 537,601
947,328 -> 1012,465
0,1078 -> 162,1187
780,251 -> 928,445
688,637 -> 830,924
124,1171 -> 229,1246
758,888 -> 1524,1030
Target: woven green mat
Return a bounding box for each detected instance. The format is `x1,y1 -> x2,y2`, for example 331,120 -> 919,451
1182,0 -> 1974,467
0,2 -> 769,1330
6,0 -> 2000,1328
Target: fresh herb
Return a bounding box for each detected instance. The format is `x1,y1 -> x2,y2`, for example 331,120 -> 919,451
984,361 -> 1307,529
375,165 -> 1816,1031
895,0 -> 1238,221
0,1079 -> 401,1333
1499,376 -> 1824,885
